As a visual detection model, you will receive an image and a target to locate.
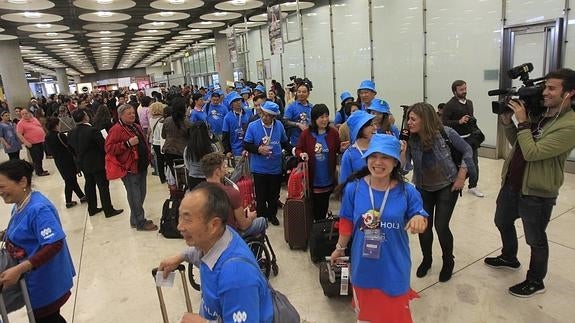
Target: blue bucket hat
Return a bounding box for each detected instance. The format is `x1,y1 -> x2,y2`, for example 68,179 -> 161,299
362,134 -> 401,162
240,88 -> 251,95
254,85 -> 266,93
211,89 -> 223,97
347,110 -> 375,143
368,99 -> 390,114
340,91 -> 353,103
260,101 -> 280,115
358,80 -> 377,93
223,91 -> 242,109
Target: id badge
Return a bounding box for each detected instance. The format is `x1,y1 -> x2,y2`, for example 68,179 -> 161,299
362,228 -> 382,259
236,128 -> 244,140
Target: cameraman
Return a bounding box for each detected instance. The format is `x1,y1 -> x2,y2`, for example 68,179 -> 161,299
485,68 -> 575,297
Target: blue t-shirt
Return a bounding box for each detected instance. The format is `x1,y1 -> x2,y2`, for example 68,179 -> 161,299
334,110 -> 346,126
284,100 -> 313,146
189,108 -> 208,124
244,119 -> 288,175
338,145 -> 367,184
199,229 -> 274,322
6,192 -> 76,309
311,132 -> 331,187
0,121 -> 22,153
206,103 -> 228,135
340,179 -> 428,296
223,108 -> 253,156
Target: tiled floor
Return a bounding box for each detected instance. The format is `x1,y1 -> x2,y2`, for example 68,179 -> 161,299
2,156 -> 575,323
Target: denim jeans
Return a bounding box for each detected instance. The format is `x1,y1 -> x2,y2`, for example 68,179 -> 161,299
241,217 -> 268,237
494,184 -> 556,282
121,170 -> 148,228
418,185 -> 460,260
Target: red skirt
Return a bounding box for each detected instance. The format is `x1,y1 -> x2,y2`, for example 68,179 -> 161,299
352,286 -> 419,323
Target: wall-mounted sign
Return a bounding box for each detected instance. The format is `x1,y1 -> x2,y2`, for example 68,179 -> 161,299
226,27 -> 238,64
268,5 -> 283,55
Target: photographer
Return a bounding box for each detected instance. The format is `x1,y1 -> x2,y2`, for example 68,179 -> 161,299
442,80 -> 484,197
484,68 -> 575,297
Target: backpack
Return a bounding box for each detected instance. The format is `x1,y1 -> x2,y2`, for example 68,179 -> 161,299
159,198 -> 183,239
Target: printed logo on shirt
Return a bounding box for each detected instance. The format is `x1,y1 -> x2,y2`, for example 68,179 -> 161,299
202,302 -> 219,320
380,221 -> 401,230
299,112 -> 308,124
314,142 -> 328,161
233,311 -> 248,323
40,227 -> 54,240
210,109 -> 222,119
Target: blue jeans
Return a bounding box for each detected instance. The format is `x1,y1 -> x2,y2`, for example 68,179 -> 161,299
241,217 -> 268,237
494,184 -> 556,282
121,170 -> 148,229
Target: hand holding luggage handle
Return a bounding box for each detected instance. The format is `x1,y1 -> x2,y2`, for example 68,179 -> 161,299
151,264 -> 193,323
0,278 -> 36,323
325,256 -> 350,296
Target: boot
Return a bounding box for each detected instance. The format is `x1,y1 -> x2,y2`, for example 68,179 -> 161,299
439,256 -> 455,282
416,257 -> 432,278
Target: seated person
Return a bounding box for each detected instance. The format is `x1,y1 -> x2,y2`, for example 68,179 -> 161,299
201,152 -> 268,237
158,183 -> 274,322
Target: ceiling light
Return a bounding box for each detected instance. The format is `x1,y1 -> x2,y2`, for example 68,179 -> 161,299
147,30 -> 158,33
100,37 -> 112,40
152,21 -> 165,26
96,0 -> 114,4
23,12 -> 42,18
97,11 -> 113,18
35,24 -> 52,29
231,0 -> 247,5
46,33 -> 58,37
199,21 -> 212,25
99,31 -> 112,35
159,12 -> 175,17
8,0 -> 30,4
214,12 -> 228,16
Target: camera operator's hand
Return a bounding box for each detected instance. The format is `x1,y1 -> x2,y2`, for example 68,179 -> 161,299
459,115 -> 471,125
507,99 -> 528,123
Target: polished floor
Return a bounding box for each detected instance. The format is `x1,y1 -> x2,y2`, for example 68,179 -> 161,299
1,155 -> 574,323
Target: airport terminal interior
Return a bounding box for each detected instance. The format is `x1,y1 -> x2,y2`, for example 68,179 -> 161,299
1,0 -> 575,322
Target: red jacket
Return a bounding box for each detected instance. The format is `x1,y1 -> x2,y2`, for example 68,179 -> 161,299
105,122 -> 151,175
295,126 -> 341,188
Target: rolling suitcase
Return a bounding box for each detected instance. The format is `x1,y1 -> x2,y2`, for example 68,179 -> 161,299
283,161 -> 313,250
319,257 -> 351,298
151,264 -> 193,323
0,278 -> 36,323
309,214 -> 339,263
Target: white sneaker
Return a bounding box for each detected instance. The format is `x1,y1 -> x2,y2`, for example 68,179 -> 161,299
469,187 -> 485,197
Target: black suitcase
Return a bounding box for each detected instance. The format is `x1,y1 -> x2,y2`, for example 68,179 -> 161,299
159,198 -> 183,239
309,216 -> 339,263
319,257 -> 351,298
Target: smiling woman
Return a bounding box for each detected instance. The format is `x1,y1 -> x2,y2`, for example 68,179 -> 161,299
0,159 -> 76,323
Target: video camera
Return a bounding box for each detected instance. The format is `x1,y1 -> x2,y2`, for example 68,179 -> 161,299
488,63 -> 546,115
287,75 -> 313,93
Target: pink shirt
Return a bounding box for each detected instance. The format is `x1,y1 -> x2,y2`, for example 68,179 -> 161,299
138,106 -> 150,129
16,117 -> 45,144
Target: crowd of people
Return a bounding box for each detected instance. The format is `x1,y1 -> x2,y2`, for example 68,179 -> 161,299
0,67 -> 574,322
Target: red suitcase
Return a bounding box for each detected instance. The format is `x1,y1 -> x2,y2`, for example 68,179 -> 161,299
283,161 -> 313,249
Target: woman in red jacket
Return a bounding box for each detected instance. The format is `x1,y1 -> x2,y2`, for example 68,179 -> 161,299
105,104 -> 157,231
295,104 -> 346,221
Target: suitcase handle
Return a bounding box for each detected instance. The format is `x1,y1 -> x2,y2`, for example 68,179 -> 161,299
152,264 -> 192,323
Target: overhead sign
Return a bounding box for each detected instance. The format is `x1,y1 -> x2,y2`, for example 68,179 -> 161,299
267,5 -> 283,55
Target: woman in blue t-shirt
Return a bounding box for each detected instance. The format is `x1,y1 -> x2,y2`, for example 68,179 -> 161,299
295,104 -> 343,221
243,101 -> 289,226
0,160 -> 75,322
338,110 -> 376,184
331,134 -> 428,323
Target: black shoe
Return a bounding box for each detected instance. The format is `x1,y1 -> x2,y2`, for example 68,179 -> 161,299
88,207 -> 103,216
484,255 -> 521,270
131,220 -> 153,228
65,201 -> 78,209
105,209 -> 123,218
416,258 -> 432,278
269,216 -> 280,226
37,171 -> 50,176
509,280 -> 545,297
439,258 -> 454,282
80,196 -> 88,203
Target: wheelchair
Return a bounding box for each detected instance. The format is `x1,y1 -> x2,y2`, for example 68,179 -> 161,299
188,231 -> 279,292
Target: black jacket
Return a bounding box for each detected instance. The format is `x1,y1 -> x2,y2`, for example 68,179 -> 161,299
68,123 -> 106,174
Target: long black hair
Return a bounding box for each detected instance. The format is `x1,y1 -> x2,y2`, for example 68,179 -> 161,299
185,121 -> 213,162
171,97 -> 186,129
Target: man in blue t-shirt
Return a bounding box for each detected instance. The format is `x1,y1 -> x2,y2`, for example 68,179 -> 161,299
158,183 -> 274,323
283,84 -> 313,146
222,92 -> 252,159
205,90 -> 228,138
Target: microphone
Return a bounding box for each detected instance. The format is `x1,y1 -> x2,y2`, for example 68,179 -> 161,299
488,88 -> 515,96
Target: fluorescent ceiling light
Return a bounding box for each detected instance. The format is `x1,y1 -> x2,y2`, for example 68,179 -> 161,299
35,24 -> 52,29
168,0 -> 185,4
46,33 -> 58,37
97,0 -> 114,4
97,11 -> 113,18
159,12 -> 175,17
231,0 -> 247,5
214,12 -> 228,16
152,22 -> 165,26
23,12 -> 42,18
99,31 -> 112,34
8,0 -> 30,4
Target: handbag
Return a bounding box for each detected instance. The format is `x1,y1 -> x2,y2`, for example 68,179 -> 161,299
56,132 -> 82,177
0,225 -> 25,315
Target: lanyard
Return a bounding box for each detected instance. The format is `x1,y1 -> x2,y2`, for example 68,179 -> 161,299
368,177 -> 390,216
261,119 -> 274,141
235,109 -> 243,128
353,142 -> 364,157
